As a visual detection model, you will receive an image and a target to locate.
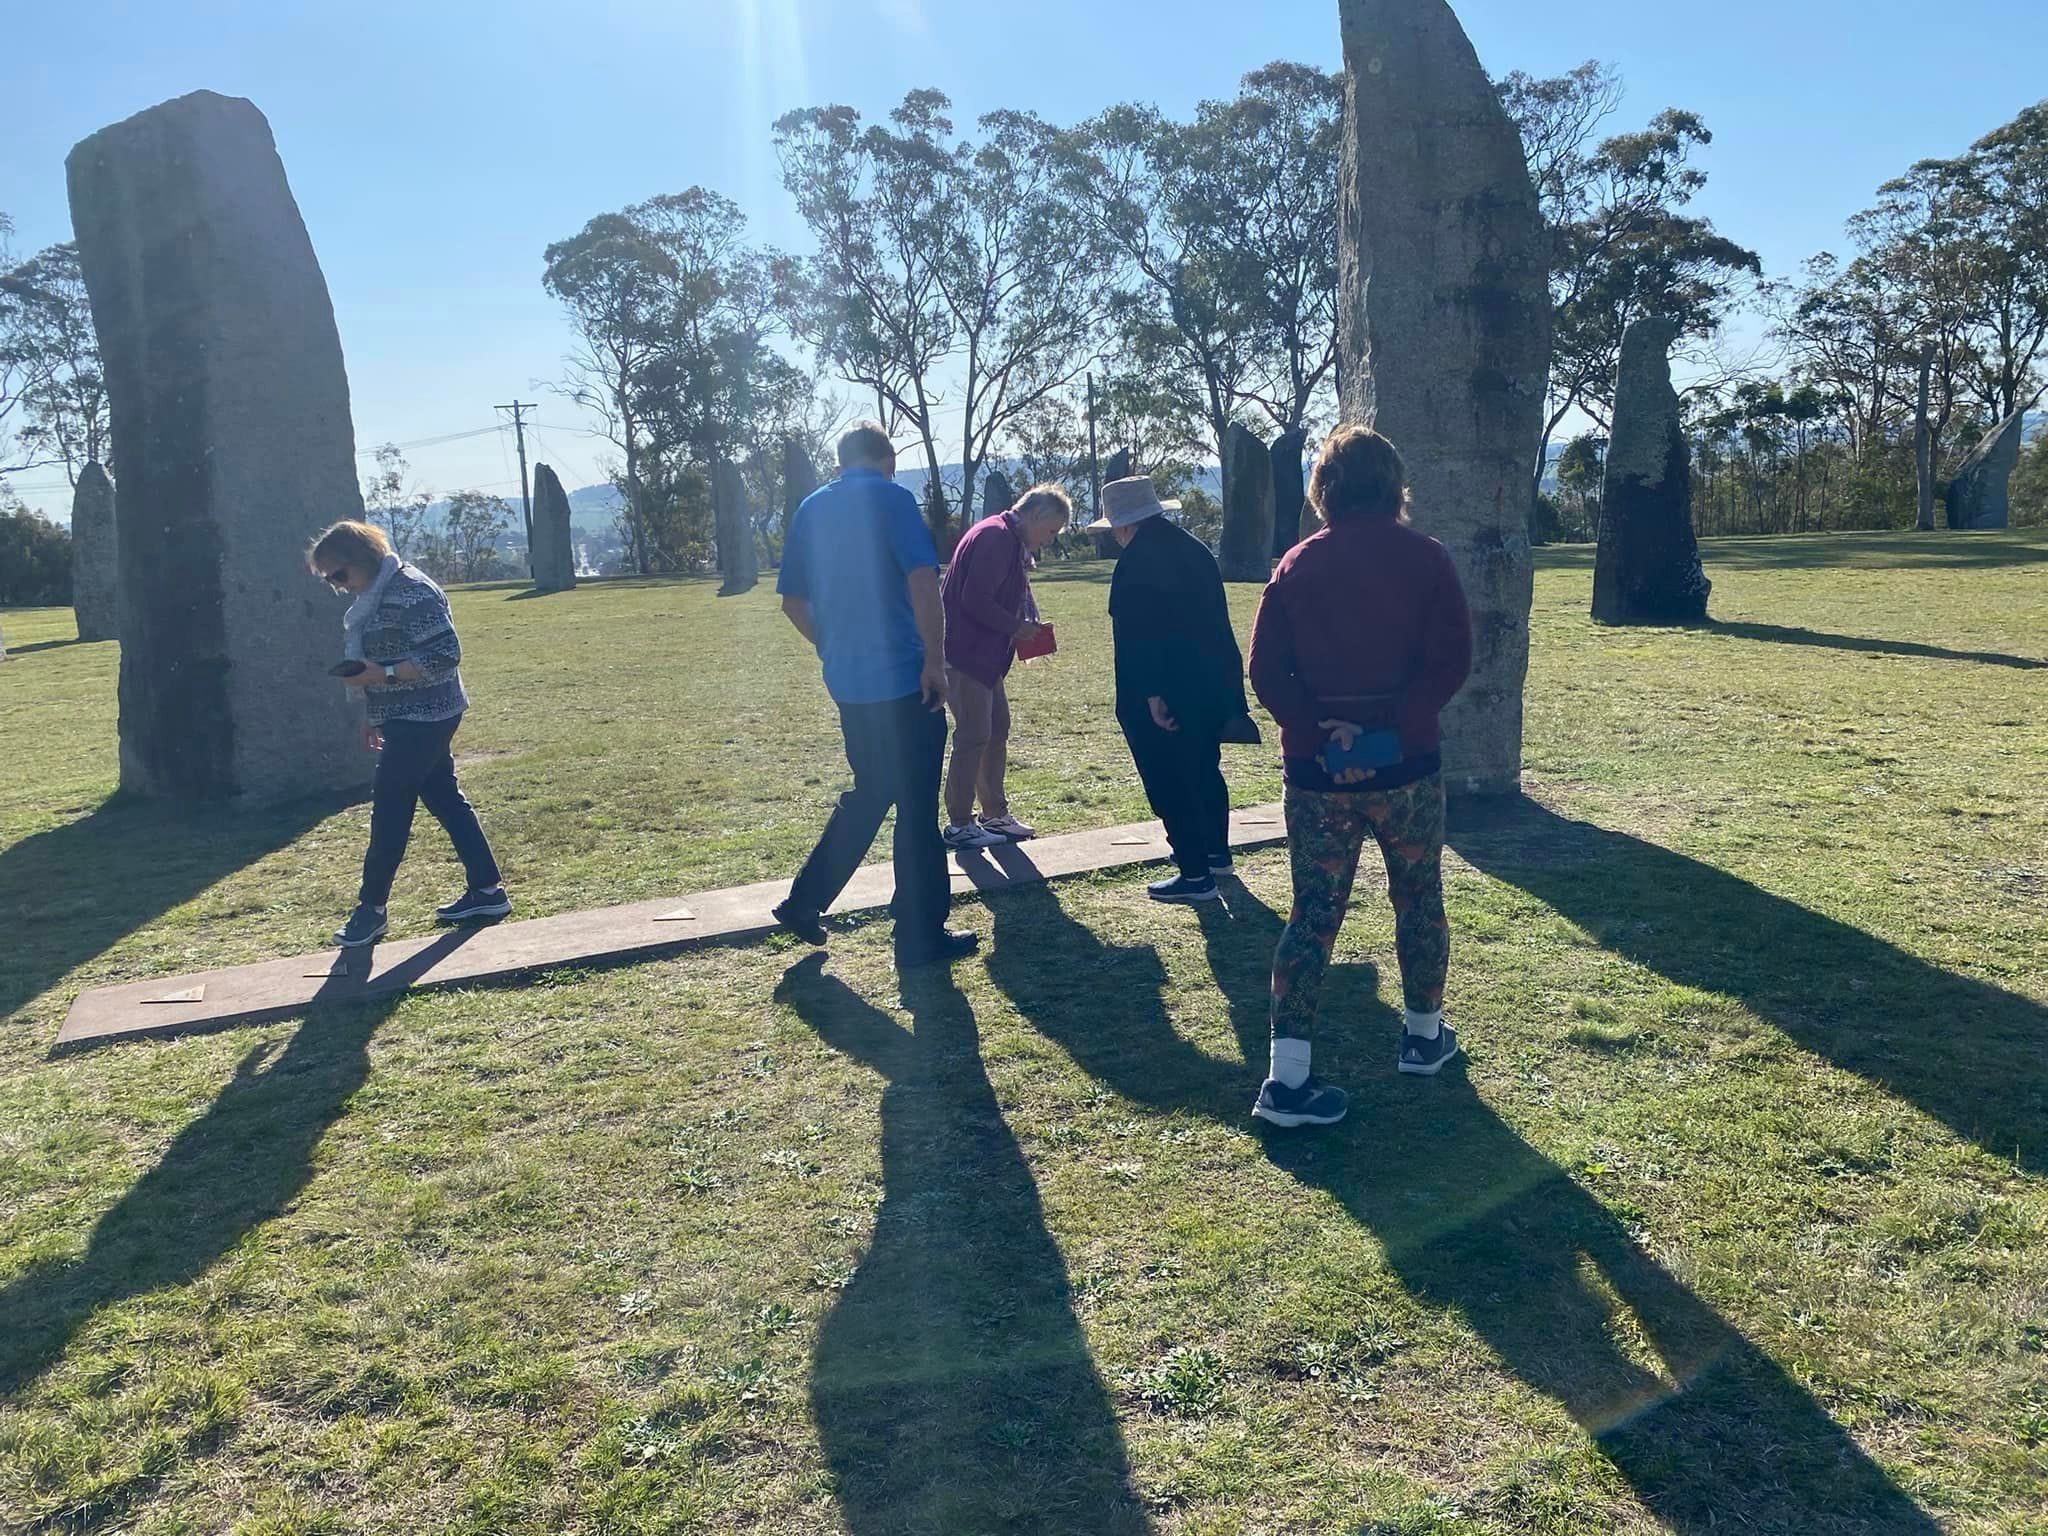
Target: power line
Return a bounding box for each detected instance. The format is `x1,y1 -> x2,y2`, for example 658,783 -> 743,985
355,423 -> 504,457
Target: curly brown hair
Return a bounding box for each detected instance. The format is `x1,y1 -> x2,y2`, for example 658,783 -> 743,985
1308,424 -> 1409,524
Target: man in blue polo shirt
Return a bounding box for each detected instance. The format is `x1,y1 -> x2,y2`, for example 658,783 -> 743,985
772,422 -> 978,968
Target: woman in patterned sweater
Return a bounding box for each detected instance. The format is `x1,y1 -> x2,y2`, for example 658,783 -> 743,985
310,519 -> 511,947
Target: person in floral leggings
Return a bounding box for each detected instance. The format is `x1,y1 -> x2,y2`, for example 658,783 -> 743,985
1246,426 -> 1473,1127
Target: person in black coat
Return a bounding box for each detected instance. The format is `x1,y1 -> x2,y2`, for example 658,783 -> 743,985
1089,475 -> 1254,903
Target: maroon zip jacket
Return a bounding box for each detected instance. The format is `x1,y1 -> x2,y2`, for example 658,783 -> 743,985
942,511 -> 1038,687
1248,517 -> 1473,770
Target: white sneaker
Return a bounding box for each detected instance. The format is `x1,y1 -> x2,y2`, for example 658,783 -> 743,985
977,813 -> 1036,841
943,821 -> 1004,849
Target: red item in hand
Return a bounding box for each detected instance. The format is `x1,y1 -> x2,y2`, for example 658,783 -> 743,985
1015,623 -> 1057,660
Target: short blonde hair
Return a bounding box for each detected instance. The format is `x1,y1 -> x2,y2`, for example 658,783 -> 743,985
1014,484 -> 1072,524
308,518 -> 391,575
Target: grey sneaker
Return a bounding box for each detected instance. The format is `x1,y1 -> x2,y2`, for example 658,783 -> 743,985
1398,1024 -> 1460,1076
943,821 -> 1004,849
435,886 -> 512,924
1147,873 -> 1220,903
334,904 -> 388,948
1252,1076 -> 1349,1127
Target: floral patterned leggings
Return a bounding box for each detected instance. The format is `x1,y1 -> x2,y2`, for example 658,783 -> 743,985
1270,774 -> 1449,1040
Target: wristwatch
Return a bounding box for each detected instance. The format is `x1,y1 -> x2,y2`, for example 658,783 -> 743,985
382,664 -> 398,686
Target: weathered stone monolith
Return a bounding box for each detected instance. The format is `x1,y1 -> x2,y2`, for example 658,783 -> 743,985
1219,423 -> 1275,580
66,91 -> 368,801
530,463 -> 576,592
1942,405 -> 2031,530
1270,428 -> 1309,556
1094,450 -> 1133,557
71,461 -> 119,642
714,458 -> 757,594
1337,0 -> 1551,796
983,470 -> 1016,517
782,438 -> 819,531
1592,316 -> 1709,625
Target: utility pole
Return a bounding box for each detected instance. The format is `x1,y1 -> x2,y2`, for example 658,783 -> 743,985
495,399 -> 537,573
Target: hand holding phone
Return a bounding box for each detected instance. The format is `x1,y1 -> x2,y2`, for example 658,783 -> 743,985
329,659 -> 368,678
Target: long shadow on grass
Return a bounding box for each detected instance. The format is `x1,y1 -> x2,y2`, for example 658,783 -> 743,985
985,880 -> 1937,1535
1449,798 -> 2045,1175
0,990 -> 402,1402
0,792 -> 349,1029
774,954 -> 1149,1536
1703,618 -> 2047,670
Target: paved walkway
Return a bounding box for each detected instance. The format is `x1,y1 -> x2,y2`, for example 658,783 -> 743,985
56,805 -> 1289,1051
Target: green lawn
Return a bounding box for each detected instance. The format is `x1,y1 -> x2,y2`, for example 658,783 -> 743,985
1,531 -> 2044,1534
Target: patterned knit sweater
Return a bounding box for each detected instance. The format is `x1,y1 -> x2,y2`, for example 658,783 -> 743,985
355,564 -> 470,726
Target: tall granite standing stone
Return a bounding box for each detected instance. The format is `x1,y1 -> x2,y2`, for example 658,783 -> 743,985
71,461 -> 119,642
67,91 -> 368,801
529,463 -> 576,592
1592,316 -> 1709,625
714,458 -> 758,594
1270,428 -> 1309,556
1219,423 -> 1275,581
1337,0 -> 1551,796
1094,449 -> 1133,557
782,438 -> 819,531
1942,405 -> 2031,530
983,470 -> 1016,516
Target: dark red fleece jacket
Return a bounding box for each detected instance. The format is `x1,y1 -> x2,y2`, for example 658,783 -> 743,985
1248,517 -> 1473,767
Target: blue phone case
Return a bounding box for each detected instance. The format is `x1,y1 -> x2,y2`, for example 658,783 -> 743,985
1320,728 -> 1403,778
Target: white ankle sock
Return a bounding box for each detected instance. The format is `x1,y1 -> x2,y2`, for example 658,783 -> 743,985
1270,1037 -> 1311,1089
1405,1008 -> 1443,1040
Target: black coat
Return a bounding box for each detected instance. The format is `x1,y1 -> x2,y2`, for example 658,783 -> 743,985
1108,516 -> 1251,734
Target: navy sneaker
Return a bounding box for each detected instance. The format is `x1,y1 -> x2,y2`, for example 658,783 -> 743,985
1252,1076 -> 1349,1127
1398,1024 -> 1461,1076
334,904 -> 388,948
435,885 -> 512,924
897,928 -> 980,968
772,900 -> 827,946
1147,873 -> 1221,904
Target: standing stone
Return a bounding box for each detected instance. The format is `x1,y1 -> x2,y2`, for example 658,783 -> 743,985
1592,316 -> 1709,625
1270,428 -> 1310,556
1942,405 -> 2031,530
1337,0 -> 1550,796
1094,450 -> 1133,558
71,461 -> 119,642
782,438 -> 819,529
714,458 -> 758,594
983,470 -> 1016,517
530,463 -> 576,592
1219,423 -> 1275,581
66,91 -> 368,801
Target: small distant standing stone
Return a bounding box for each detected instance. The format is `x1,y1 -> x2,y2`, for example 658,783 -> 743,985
1592,315 -> 1710,625
714,458 -> 758,594
782,438 -> 819,536
529,462 -> 576,592
1942,405 -> 2031,530
1219,422 -> 1275,581
1270,428 -> 1309,557
1094,450 -> 1133,558
71,461 -> 119,642
66,91 -> 368,801
983,470 -> 1016,516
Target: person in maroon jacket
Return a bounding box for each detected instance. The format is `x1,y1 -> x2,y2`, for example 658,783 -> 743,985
1246,426 -> 1474,1127
939,485 -> 1072,848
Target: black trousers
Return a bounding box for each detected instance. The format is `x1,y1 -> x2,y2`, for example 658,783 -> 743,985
359,715 -> 501,906
1119,709 -> 1230,880
789,693 -> 950,953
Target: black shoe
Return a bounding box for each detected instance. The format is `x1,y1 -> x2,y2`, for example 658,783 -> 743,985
1398,1024 -> 1461,1076
435,885 -> 512,924
333,904 -> 388,948
772,900 -> 827,946
1148,873 -> 1220,904
897,928 -> 980,968
1252,1076 -> 1349,1127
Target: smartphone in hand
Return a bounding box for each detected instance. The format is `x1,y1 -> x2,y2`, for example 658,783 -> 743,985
329,659 -> 368,678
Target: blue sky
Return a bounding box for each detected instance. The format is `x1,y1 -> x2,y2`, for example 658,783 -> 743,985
4,0 -> 2044,521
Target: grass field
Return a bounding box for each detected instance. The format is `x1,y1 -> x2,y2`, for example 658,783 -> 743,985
1,530 -> 2045,1534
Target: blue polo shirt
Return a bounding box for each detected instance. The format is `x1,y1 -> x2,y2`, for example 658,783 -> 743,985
777,467 -> 940,704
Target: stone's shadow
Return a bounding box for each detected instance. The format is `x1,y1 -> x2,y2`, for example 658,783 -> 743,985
1449,797 -> 2046,1175
1702,618 -> 2048,670
773,954 -> 1148,1536
0,992 -> 402,1402
5,637 -> 91,655
0,791 -> 355,1028
983,880 -> 1937,1533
